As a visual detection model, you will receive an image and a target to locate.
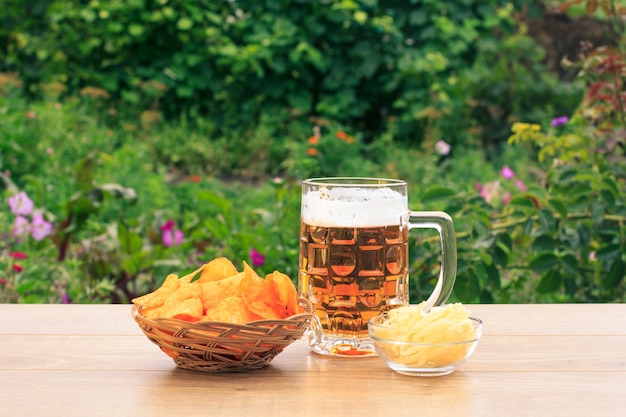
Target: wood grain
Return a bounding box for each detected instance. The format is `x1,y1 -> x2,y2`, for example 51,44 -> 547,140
1,303 -> 625,417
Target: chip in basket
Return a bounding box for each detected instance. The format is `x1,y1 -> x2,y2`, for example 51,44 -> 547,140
131,257 -> 312,372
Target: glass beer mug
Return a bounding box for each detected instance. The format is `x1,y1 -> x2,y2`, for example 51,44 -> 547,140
298,178 -> 457,356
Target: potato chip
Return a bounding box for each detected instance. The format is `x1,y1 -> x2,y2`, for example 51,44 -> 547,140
131,274 -> 180,308
204,296 -> 257,324
179,264 -> 205,284
168,296 -> 203,320
143,283 -> 203,319
197,257 -> 239,283
266,271 -> 300,318
133,257 -> 302,325
239,262 -> 282,320
198,272 -> 244,312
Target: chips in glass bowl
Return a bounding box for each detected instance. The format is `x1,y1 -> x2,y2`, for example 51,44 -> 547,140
368,302 -> 482,376
132,258 -> 312,372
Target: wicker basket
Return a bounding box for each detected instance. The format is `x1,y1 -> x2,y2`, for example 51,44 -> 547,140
132,299 -> 312,372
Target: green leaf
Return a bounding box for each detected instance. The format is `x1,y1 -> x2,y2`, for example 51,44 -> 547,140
564,277 -> 578,296
600,189 -> 616,209
524,217 -> 534,235
603,257 -> 625,289
498,232 -> 513,250
479,289 -> 494,303
420,186 -> 456,204
559,227 -> 580,249
595,244 -> 623,262
122,251 -> 152,276
529,253 -> 559,273
532,235 -> 557,252
478,252 -> 493,266
537,269 -> 562,294
558,166 -> 578,183
128,23 -> 145,37
454,268 -> 481,301
538,208 -> 555,231
601,175 -> 619,197
177,17 -> 193,31
569,183 -> 593,200
560,253 -> 578,276
508,195 -> 536,209
409,10 -> 428,25
491,242 -> 509,267
485,263 -> 501,289
578,224 -> 591,247
119,226 -> 143,254
549,198 -> 568,219
590,201 -> 605,225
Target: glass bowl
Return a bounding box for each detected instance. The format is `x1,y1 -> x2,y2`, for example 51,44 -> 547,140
368,314 -> 482,377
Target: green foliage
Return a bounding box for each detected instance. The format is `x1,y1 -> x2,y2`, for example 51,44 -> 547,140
1,0 -> 574,147
448,25 -> 585,152
1,1 -> 624,305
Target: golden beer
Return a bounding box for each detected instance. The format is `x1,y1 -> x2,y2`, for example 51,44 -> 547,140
299,223 -> 409,354
299,178 -> 457,357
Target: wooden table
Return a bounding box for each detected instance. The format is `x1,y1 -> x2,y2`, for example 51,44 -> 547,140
1,304 -> 625,417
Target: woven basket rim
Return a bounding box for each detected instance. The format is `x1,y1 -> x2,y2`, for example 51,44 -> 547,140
131,298 -> 313,328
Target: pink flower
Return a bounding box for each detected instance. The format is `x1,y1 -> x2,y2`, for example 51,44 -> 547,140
160,220 -> 183,247
500,166 -> 515,180
515,179 -> 527,192
12,264 -> 23,272
31,212 -> 53,241
12,216 -> 30,239
62,291 -> 70,304
249,248 -> 265,267
476,181 -> 501,203
160,219 -> 175,232
8,192 -> 34,216
434,140 -> 451,155
9,251 -> 27,260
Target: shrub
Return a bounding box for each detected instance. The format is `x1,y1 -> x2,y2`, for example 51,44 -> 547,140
2,0 -> 574,148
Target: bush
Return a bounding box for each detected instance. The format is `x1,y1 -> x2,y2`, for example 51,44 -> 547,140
1,0 -> 581,148
1,1 -> 623,304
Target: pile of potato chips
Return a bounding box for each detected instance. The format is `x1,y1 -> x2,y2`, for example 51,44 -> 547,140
132,257 -> 302,324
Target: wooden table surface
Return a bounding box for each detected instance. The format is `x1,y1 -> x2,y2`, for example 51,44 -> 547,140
1,303 -> 625,417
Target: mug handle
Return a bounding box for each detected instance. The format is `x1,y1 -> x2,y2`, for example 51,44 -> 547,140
408,211 -> 457,312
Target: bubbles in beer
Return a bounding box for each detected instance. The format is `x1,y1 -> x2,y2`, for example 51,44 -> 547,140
299,222 -> 408,339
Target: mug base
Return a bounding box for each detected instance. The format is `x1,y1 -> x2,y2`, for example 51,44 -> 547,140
308,337 -> 378,358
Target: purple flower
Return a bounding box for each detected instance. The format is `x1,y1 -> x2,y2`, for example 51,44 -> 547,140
12,216 -> 30,239
500,166 -> 515,180
61,290 -> 70,304
550,116 -> 569,127
515,179 -> 527,192
249,248 -> 266,267
31,212 -> 53,240
160,220 -> 183,247
8,192 -> 34,216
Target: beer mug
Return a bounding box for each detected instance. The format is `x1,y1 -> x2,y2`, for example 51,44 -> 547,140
298,177 -> 457,356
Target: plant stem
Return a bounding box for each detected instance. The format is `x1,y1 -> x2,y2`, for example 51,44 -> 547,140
491,213 -> 626,231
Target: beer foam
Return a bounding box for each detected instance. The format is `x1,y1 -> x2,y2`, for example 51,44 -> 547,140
301,186 -> 407,227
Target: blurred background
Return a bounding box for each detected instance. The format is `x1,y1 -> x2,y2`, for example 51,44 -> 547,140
1,0 -> 624,305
